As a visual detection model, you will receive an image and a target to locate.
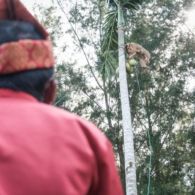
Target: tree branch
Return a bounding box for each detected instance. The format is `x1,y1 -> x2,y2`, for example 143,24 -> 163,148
56,0 -> 104,91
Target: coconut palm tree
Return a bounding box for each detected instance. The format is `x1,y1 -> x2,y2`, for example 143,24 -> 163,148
100,1 -> 144,194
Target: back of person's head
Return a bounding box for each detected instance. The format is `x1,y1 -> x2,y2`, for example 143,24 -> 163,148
0,0 -> 55,103
0,20 -> 55,103
0,20 -> 54,101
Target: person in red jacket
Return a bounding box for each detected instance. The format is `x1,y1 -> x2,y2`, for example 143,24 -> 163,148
0,0 -> 124,195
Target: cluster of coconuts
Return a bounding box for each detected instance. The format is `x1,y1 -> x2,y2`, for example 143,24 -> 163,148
126,58 -> 138,73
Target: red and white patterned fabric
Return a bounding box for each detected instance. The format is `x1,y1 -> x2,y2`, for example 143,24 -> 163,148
0,40 -> 54,74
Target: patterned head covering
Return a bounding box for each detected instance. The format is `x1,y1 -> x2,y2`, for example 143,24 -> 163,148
0,0 -> 54,75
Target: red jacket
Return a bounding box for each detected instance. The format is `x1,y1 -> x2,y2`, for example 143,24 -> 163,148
0,89 -> 123,195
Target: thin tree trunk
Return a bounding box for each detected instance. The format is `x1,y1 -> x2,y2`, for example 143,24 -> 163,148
117,3 -> 137,195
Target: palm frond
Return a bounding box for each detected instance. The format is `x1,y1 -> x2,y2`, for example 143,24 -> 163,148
98,0 -> 143,10
98,0 -> 144,79
121,0 -> 143,9
99,10 -> 118,79
102,10 -> 118,51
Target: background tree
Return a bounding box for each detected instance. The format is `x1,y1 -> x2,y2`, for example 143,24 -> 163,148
33,0 -> 195,194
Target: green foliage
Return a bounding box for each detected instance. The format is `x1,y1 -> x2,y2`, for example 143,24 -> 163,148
33,5 -> 63,47
107,0 -> 144,9
121,0 -> 144,9
127,1 -> 195,194
99,10 -> 118,78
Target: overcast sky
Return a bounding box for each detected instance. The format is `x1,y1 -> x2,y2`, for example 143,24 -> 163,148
21,0 -> 53,11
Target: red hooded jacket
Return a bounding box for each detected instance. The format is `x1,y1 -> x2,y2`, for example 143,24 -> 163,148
0,89 -> 123,195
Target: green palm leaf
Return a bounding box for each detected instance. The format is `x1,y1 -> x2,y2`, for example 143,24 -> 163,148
99,0 -> 144,79
122,0 -> 143,9
107,0 -> 143,9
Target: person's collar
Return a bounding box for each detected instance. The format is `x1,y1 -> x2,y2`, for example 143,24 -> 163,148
0,88 -> 38,102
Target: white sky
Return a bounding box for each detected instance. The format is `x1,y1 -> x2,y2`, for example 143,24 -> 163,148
21,0 -> 53,10
185,8 -> 195,30
184,7 -> 195,91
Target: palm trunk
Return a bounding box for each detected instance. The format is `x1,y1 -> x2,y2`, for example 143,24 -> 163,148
117,3 -> 137,195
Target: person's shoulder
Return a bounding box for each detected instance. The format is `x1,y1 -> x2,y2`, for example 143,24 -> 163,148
37,102 -> 78,120
36,102 -> 96,125
38,103 -> 110,149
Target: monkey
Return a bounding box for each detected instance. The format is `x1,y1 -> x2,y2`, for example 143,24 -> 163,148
126,43 -> 150,71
